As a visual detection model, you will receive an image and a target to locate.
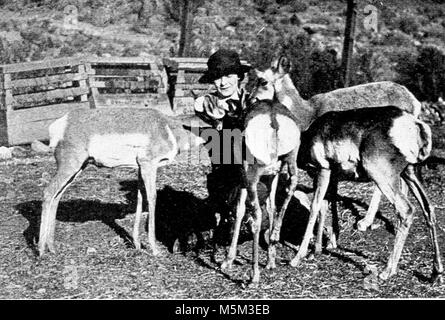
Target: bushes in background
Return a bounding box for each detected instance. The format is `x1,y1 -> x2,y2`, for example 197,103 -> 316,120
242,31 -> 342,99
396,45 -> 445,101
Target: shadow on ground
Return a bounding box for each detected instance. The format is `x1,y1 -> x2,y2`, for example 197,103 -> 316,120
15,182 -> 216,256
15,175 -> 395,263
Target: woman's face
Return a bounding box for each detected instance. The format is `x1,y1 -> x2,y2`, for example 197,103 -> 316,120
213,74 -> 239,98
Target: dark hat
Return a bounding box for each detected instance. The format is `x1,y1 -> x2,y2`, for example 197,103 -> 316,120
199,49 -> 251,83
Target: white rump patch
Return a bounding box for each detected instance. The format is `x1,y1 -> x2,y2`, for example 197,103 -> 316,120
389,114 -> 420,163
245,115 -> 274,165
48,114 -> 68,149
276,114 -> 299,154
245,114 -> 299,165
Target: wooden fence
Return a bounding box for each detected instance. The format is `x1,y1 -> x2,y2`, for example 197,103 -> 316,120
0,57 -> 90,146
0,56 -> 170,146
0,55 -> 250,146
85,57 -> 170,113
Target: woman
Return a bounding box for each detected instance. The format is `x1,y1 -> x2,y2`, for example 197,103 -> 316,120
194,49 -> 257,251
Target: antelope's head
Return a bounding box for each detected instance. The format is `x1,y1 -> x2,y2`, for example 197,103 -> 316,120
249,56 -> 292,106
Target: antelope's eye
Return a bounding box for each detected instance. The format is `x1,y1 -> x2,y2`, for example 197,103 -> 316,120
258,78 -> 268,86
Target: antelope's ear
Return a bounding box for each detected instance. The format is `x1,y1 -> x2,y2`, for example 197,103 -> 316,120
270,57 -> 279,70
277,56 -> 291,75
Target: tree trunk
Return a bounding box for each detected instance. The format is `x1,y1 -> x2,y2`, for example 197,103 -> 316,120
178,0 -> 192,57
341,0 -> 357,88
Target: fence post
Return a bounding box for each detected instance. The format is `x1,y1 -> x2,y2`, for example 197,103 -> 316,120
0,72 -> 13,145
2,73 -> 13,112
77,64 -> 89,102
84,62 -> 98,109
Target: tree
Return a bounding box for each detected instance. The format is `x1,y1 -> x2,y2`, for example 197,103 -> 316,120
177,0 -> 205,57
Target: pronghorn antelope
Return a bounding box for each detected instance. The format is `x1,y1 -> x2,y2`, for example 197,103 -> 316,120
292,106 -> 443,281
39,108 -> 205,256
252,56 -> 423,239
220,99 -> 301,284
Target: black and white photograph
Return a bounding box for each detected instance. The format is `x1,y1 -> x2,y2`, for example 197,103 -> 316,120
1,0 -> 445,306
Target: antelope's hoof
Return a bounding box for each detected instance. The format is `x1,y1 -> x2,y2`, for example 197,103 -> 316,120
38,246 -> 48,257
250,272 -> 260,285
431,272 -> 444,286
289,256 -> 302,268
221,260 -> 233,272
269,230 -> 280,243
147,245 -> 160,256
133,241 -> 142,251
39,242 -> 55,256
48,242 -> 56,254
326,240 -> 337,250
266,260 -> 276,270
378,269 -> 395,281
357,219 -> 371,232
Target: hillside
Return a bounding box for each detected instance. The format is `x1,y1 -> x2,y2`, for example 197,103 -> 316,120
0,0 -> 445,99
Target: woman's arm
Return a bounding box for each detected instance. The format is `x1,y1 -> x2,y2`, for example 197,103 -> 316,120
194,94 -> 225,130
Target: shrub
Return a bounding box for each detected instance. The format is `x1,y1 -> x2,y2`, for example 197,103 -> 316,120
308,48 -> 342,96
278,0 -> 308,13
422,23 -> 445,41
380,30 -> 413,47
395,45 -> 445,101
289,14 -> 302,26
418,3 -> 445,21
380,7 -> 397,27
397,15 -> 421,35
241,31 -> 342,99
253,0 -> 275,13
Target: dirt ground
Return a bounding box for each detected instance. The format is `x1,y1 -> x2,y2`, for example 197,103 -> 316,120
1,142 -> 445,300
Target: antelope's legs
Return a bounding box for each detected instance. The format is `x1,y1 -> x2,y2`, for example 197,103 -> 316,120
315,176 -> 339,253
358,180 -> 409,231
246,165 -> 264,283
269,155 -> 299,243
132,170 -> 144,250
364,159 -> 415,280
221,188 -> 247,271
357,187 -> 382,231
39,146 -> 87,256
265,174 -> 279,270
266,153 -> 299,269
138,160 -> 159,255
290,168 -> 331,267
401,165 -> 443,281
